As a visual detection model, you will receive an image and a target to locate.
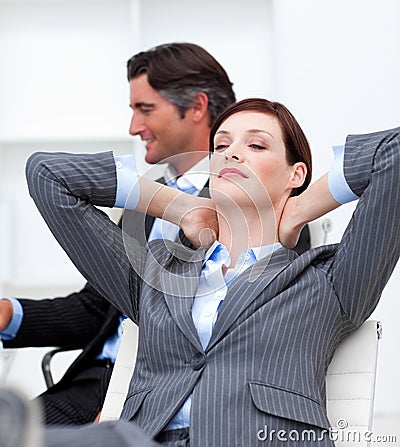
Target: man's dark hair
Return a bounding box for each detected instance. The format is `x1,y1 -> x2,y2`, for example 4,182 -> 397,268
127,42 -> 236,125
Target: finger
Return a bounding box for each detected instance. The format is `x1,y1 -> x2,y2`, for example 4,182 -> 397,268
198,228 -> 217,248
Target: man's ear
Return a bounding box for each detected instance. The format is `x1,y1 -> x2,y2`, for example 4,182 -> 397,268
191,92 -> 209,123
289,162 -> 307,189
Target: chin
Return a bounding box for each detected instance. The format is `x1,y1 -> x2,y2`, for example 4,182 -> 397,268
145,152 -> 162,166
212,184 -> 252,206
213,182 -> 275,214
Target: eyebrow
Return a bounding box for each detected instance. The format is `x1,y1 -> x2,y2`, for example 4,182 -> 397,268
215,129 -> 274,139
247,129 -> 274,139
130,102 -> 155,109
214,130 -> 230,137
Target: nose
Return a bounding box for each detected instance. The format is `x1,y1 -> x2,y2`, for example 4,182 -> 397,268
224,143 -> 242,162
129,112 -> 145,136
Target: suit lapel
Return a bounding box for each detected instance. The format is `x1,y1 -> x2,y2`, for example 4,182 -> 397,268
160,181 -> 210,350
159,243 -> 206,352
146,179 -> 209,351
144,214 -> 155,239
207,247 -> 297,350
197,181 -> 210,198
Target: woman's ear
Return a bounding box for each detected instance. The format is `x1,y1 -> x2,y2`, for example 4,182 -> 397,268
289,162 -> 307,189
191,92 -> 209,123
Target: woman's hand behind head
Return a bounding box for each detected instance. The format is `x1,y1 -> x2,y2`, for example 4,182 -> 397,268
179,197 -> 218,249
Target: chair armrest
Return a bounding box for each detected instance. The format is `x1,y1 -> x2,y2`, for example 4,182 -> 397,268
41,348 -> 78,389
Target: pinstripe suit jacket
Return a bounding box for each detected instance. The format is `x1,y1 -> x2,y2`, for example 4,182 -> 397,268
4,183 -> 308,396
26,127 -> 400,446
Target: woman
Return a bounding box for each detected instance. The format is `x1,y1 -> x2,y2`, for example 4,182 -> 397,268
26,98 -> 399,447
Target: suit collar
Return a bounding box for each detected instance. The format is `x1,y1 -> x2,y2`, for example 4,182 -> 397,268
207,247 -> 297,350
164,156 -> 209,192
159,243 -> 297,353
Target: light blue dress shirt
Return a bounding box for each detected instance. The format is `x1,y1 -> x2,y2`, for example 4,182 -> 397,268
0,298 -> 23,340
164,240 -> 282,430
328,145 -> 359,204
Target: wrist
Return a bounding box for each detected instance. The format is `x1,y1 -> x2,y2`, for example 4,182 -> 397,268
165,194 -> 205,227
293,174 -> 341,226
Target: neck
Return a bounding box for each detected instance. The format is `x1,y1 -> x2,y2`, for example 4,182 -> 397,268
216,202 -> 282,267
171,150 -> 208,176
171,127 -> 210,176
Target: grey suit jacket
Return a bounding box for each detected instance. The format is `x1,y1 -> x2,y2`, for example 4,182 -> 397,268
27,128 -> 400,447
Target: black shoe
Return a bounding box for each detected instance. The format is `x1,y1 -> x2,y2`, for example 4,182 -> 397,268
0,388 -> 43,447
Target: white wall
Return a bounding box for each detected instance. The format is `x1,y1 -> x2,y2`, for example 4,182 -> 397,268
0,0 -> 399,421
0,0 -> 133,141
268,0 -> 400,417
0,0 -> 138,396
138,0 -> 274,100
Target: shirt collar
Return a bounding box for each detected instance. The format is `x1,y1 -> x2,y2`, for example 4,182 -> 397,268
164,156 -> 209,191
203,240 -> 283,268
252,244 -> 282,260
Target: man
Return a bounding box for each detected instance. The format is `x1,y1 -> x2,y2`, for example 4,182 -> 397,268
0,42 -> 237,426
0,42 -> 310,427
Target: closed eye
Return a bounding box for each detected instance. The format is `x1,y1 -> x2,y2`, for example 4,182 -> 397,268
214,144 -> 229,151
249,144 -> 266,150
140,108 -> 153,116
133,103 -> 155,116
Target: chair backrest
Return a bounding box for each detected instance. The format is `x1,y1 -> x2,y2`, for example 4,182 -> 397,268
100,319 -> 382,441
326,320 -> 381,446
99,318 -> 138,422
309,217 -> 333,247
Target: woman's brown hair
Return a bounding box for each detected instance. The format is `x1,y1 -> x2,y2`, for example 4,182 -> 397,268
209,98 -> 312,196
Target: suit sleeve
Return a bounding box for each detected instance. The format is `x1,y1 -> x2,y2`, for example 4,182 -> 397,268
329,127 -> 400,326
25,151 -> 146,323
3,282 -> 112,349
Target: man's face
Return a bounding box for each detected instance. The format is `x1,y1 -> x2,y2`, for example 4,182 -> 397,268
129,74 -> 196,165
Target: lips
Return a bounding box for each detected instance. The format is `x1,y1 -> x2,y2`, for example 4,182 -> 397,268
218,167 -> 249,179
142,137 -> 156,150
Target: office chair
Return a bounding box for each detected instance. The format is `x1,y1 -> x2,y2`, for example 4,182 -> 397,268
326,320 -> 382,447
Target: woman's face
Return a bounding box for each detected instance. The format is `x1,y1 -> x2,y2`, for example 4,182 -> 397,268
210,111 -> 303,210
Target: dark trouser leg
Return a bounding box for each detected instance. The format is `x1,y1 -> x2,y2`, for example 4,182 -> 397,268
37,363 -> 113,426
